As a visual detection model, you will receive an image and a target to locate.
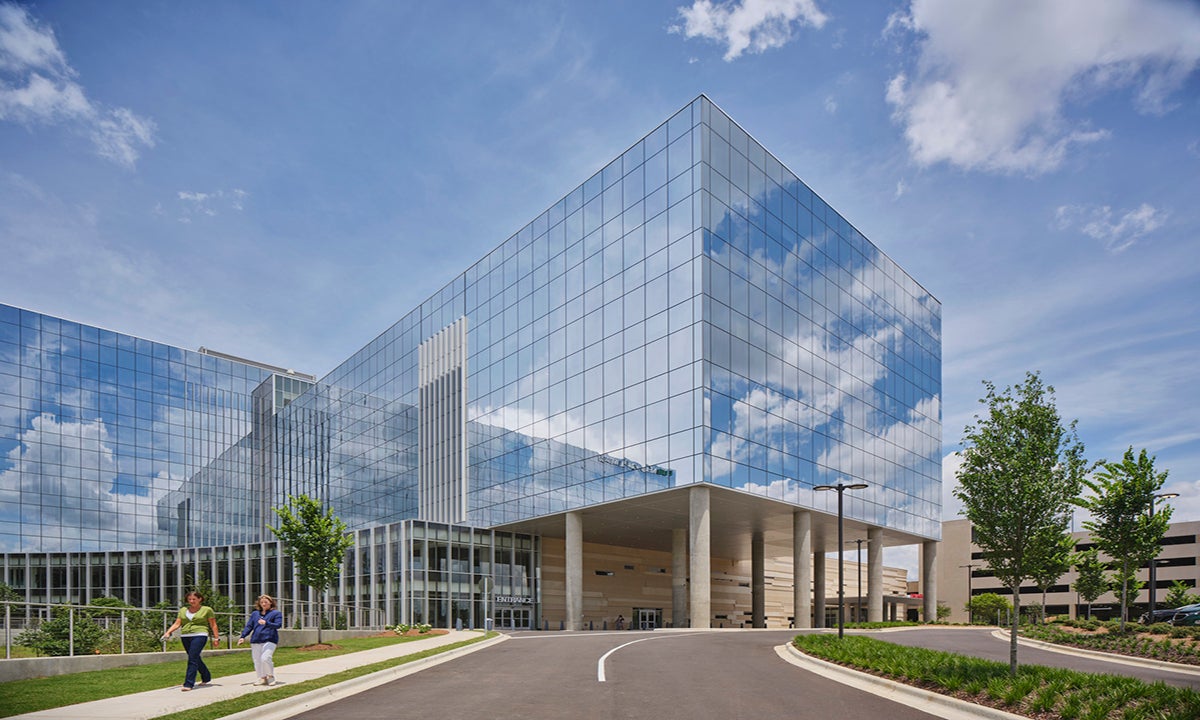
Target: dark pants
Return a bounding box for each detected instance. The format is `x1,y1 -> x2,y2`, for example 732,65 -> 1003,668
181,635 -> 212,688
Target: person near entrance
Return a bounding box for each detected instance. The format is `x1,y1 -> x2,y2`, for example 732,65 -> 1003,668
615,614 -> 625,630
161,590 -> 220,691
237,593 -> 282,686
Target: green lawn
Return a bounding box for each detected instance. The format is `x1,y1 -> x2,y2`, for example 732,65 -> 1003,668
0,632 -> 492,719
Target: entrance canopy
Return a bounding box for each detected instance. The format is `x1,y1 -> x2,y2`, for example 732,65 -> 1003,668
492,483 -> 933,558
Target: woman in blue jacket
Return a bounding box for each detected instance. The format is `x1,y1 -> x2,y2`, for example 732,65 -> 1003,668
237,594 -> 283,685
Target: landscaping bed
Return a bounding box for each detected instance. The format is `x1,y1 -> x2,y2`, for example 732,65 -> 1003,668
794,634 -> 1200,720
1021,619 -> 1200,666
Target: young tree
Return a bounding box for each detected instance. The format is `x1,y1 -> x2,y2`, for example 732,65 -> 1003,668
1031,534 -> 1074,624
0,581 -> 23,618
271,494 -> 354,644
965,592 -> 1012,625
954,372 -> 1086,675
1076,447 -> 1171,632
1163,580 -> 1200,610
1072,549 -> 1108,620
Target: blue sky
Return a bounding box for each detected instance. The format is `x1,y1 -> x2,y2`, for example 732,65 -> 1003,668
2,0 -> 1199,555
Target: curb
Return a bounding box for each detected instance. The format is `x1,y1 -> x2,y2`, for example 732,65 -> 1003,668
991,629 -> 1200,676
221,633 -> 509,720
777,643 -> 1026,720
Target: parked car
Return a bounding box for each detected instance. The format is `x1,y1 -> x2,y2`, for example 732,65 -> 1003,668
1139,608 -> 1181,625
1169,604 -> 1200,626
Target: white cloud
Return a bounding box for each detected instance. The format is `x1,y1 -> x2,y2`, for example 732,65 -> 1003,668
823,95 -> 836,114
91,106 -> 156,167
0,4 -> 67,73
174,188 -> 249,221
941,451 -> 963,520
1054,203 -> 1166,253
0,4 -> 155,168
671,0 -> 828,61
885,0 -> 1200,174
893,178 -> 906,199
0,414 -> 171,551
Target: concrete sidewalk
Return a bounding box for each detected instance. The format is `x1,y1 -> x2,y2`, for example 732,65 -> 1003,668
9,630 -> 500,720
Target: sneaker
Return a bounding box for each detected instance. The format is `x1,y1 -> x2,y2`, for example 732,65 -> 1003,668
181,687 -> 192,692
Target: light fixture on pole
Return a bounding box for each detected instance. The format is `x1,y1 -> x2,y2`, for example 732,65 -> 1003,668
1148,492 -> 1179,617
815,481 -> 868,638
958,563 -> 979,624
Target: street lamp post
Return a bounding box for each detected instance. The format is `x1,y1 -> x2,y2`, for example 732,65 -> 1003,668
847,538 -> 864,622
959,563 -> 979,624
1148,492 -> 1179,618
816,481 -> 868,638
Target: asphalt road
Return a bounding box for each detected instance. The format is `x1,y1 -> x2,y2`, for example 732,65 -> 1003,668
867,626 -> 1200,689
288,629 -> 945,720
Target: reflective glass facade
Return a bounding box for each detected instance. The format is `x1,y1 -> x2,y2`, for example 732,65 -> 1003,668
0,306 -> 275,552
0,95 -> 940,560
274,95 -> 941,539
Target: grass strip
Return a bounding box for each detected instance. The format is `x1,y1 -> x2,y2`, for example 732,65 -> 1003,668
151,633 -> 495,720
793,634 -> 1200,720
0,632 -> 464,717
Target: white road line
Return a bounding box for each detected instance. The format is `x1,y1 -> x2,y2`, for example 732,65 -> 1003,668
597,633 -> 703,682
598,637 -> 657,682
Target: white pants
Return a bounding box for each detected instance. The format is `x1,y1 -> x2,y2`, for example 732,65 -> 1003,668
251,642 -> 277,679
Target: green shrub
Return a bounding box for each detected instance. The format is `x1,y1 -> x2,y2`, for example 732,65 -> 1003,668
965,592 -> 1012,625
16,606 -> 106,656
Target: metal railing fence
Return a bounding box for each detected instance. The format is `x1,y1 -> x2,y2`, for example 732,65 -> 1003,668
2,598 -> 386,659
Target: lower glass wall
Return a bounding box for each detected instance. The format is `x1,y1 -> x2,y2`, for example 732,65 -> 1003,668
402,520 -> 539,629
0,520 -> 539,631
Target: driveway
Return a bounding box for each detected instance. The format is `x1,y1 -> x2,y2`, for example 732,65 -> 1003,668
288,629 -> 946,720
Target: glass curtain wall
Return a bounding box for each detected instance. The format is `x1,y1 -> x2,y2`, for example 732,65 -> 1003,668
287,95 -> 939,540
0,305 -> 272,553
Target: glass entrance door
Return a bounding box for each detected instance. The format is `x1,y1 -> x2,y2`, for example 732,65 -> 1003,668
496,608 -> 531,629
634,607 -> 661,630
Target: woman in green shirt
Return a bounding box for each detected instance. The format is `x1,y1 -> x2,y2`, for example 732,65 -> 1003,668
161,590 -> 221,691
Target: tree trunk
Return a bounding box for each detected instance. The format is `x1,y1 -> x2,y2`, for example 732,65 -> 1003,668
1009,584 -> 1020,676
1119,575 -> 1128,633
1041,588 -> 1048,624
318,590 -> 325,646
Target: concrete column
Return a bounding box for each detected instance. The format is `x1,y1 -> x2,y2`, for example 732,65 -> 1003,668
813,543 -> 826,628
868,527 -> 884,623
672,528 -> 688,628
689,486 -> 711,629
751,531 -> 765,628
565,511 -> 583,631
793,511 -> 811,629
922,540 -> 938,624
